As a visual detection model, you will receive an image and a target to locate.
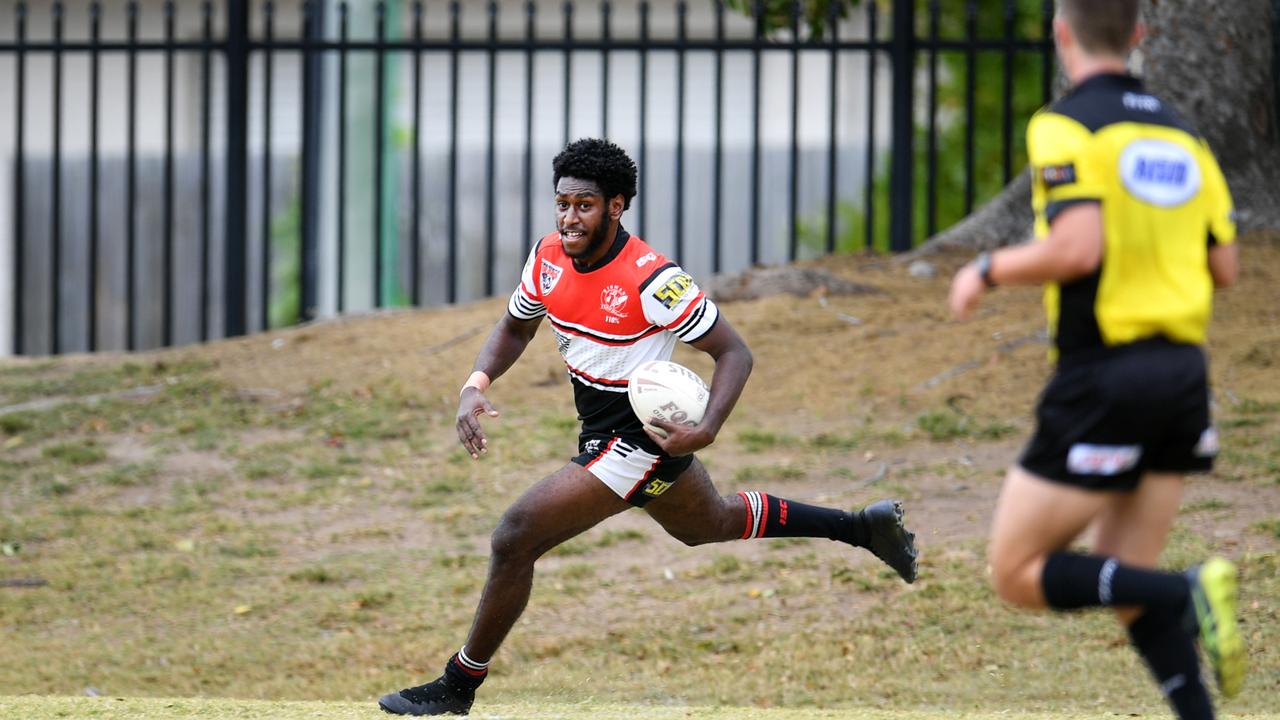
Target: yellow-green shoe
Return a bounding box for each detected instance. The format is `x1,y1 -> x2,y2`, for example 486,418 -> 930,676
1187,558 -> 1246,698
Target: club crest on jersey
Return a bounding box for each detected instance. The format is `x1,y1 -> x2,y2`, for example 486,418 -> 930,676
600,284 -> 630,319
540,259 -> 564,295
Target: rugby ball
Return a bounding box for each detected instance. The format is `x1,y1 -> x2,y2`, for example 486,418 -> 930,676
627,360 -> 710,438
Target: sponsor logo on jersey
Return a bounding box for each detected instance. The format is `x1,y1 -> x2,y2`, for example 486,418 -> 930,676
635,251 -> 658,268
540,259 -> 564,295
1119,139 -> 1201,207
1040,163 -> 1076,189
583,438 -> 603,456
1066,443 -> 1142,476
600,284 -> 630,318
652,272 -> 694,310
1122,92 -> 1161,113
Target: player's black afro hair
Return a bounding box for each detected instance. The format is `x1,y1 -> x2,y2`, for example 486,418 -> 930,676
552,138 -> 638,211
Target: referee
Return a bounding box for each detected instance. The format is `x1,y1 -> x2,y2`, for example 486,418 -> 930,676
949,1 -> 1244,718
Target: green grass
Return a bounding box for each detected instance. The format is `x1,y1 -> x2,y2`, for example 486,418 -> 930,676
8,697 -> 1277,720
2,346 -> 1278,717
915,409 -> 1017,442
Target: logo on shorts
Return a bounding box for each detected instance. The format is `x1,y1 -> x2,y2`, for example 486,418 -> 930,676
1067,443 -> 1142,476
600,284 -> 629,318
1194,427 -> 1219,457
643,478 -> 673,497
1040,163 -> 1077,189
584,438 -> 603,456
540,259 -> 564,295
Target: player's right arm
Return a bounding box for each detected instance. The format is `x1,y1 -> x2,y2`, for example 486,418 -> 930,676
456,312 -> 543,459
457,242 -> 549,459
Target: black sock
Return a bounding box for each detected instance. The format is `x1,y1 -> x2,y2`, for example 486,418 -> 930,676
442,648 -> 487,690
1129,607 -> 1214,720
1041,552 -> 1190,611
737,492 -> 864,545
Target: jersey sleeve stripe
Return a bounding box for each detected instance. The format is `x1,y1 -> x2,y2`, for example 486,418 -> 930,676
679,304 -> 719,343
672,297 -> 707,336
1045,198 -> 1100,225
638,261 -> 679,292
508,290 -> 545,320
514,292 -> 543,315
663,290 -> 706,330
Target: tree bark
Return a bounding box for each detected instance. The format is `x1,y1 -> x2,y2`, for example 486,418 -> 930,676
916,0 -> 1280,254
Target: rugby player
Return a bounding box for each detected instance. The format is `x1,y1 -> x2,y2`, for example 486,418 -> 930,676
379,138 -> 919,716
948,1 -> 1244,717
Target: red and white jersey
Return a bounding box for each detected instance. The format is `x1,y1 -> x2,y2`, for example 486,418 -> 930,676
507,228 -> 720,438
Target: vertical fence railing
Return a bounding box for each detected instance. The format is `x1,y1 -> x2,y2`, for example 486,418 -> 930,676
225,0 -> 250,338
2,0 -> 1052,356
88,2 -> 101,351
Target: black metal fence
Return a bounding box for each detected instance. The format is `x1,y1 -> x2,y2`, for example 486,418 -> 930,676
2,0 -> 1054,356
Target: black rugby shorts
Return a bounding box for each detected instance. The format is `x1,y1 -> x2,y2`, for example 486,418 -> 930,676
1020,339 -> 1217,491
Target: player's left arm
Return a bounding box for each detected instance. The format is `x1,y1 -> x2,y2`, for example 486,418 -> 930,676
645,318 -> 753,457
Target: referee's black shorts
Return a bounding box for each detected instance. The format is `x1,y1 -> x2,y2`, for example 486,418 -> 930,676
1019,338 -> 1218,492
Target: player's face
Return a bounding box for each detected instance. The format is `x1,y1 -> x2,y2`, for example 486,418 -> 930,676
555,176 -> 615,263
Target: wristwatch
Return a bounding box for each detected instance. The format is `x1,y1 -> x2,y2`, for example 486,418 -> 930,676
975,251 -> 997,288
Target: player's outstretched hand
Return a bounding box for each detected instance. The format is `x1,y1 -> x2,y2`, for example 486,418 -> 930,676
949,262 -> 985,321
457,387 -> 500,459
643,418 -> 714,457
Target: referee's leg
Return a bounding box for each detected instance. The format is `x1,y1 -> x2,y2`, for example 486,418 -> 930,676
987,465 -> 1110,608
1091,472 -> 1214,720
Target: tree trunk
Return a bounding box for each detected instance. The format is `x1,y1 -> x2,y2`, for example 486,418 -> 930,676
916,0 -> 1280,254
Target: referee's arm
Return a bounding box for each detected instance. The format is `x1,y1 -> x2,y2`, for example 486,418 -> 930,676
982,202 -> 1103,286
949,202 -> 1101,321
1208,243 -> 1238,288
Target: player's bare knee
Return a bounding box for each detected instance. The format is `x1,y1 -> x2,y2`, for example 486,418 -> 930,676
990,557 -> 1037,607
490,509 -> 537,565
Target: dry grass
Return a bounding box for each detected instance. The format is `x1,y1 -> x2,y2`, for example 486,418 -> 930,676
1,234 -> 1279,715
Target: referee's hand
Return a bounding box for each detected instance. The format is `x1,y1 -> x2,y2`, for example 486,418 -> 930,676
949,263 -> 985,321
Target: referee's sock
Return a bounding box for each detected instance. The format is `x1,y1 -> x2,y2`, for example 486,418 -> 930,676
737,492 -> 866,545
1041,552 -> 1190,611
1129,607 -> 1214,720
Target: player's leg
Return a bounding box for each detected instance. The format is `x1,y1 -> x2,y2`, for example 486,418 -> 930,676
989,465 -> 1197,613
987,465 -> 1112,607
643,457 -> 918,582
380,463 -> 630,716
1091,472 -> 1213,720
1089,471 -> 1185,624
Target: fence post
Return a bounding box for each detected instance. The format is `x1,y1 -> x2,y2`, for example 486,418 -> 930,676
889,0 -> 915,252
300,1 -> 324,322
224,0 -> 250,337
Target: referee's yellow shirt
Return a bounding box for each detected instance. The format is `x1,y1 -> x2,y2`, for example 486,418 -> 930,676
1028,73 -> 1235,360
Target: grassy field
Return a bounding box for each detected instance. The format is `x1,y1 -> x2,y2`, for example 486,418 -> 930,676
13,696 -> 1280,720
2,236 -> 1279,717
